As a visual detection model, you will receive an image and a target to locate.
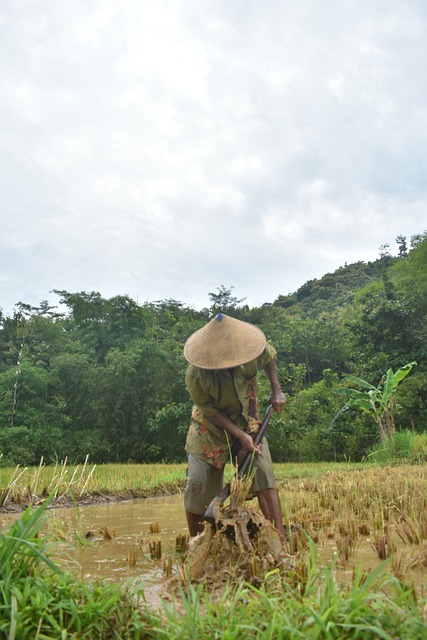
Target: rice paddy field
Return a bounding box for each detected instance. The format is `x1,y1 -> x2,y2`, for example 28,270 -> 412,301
1,460 -> 427,638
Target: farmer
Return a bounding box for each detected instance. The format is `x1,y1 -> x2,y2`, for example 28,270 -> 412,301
183,313 -> 287,537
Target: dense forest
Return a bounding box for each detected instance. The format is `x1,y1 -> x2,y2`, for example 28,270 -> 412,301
0,233 -> 426,466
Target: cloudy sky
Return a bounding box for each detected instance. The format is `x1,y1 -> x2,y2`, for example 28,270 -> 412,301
1,0 -> 426,316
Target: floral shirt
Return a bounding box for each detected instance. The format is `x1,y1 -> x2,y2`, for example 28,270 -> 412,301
185,342 -> 277,468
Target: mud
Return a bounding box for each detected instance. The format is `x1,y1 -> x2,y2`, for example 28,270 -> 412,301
183,505 -> 287,585
0,489 -> 166,514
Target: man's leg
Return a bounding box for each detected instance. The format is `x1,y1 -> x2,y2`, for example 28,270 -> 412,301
184,454 -> 223,537
244,439 -> 285,537
256,487 -> 285,537
185,510 -> 205,537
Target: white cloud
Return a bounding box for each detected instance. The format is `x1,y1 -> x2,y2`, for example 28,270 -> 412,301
0,0 -> 426,314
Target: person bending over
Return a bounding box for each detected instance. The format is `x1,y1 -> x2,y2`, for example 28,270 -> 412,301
183,313 -> 286,537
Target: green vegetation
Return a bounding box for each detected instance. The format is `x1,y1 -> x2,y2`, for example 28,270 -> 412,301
0,496 -> 148,638
1,233 -> 426,636
0,461 -> 188,506
0,232 -> 426,466
158,568 -> 427,640
1,464 -> 426,638
332,362 -> 417,446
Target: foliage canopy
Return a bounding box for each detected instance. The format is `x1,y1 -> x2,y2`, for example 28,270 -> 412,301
0,233 -> 426,464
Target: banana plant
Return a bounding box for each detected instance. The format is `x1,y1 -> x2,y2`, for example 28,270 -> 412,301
331,362 -> 417,444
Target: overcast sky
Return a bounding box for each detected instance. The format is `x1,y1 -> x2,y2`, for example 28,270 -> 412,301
1,0 -> 426,316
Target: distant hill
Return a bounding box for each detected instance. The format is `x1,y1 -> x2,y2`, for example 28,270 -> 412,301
272,257 -> 396,316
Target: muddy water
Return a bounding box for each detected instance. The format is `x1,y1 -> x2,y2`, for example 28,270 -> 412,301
1,497 -> 425,592
55,495 -> 187,580
0,495 -> 188,588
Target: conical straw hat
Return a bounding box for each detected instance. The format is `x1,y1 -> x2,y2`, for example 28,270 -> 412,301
184,313 -> 266,369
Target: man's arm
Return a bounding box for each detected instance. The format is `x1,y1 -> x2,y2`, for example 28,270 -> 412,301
209,411 -> 261,455
263,361 -> 287,412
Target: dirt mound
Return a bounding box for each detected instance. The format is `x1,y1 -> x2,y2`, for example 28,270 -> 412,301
167,504 -> 293,595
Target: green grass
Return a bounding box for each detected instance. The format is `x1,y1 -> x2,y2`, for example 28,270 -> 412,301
0,460 -> 370,507
1,506 -> 426,639
0,461 -> 189,507
367,430 -> 427,463
156,562 -> 427,639
0,496 -> 150,638
1,462 -> 426,638
93,462 -> 187,493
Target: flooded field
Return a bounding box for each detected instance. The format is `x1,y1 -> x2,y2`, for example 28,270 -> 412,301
1,463 -> 426,639
57,496 -> 188,580
0,496 -> 187,586
1,481 -> 426,594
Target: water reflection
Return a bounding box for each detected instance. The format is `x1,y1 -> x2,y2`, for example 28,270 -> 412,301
56,495 -> 188,581
1,495 -> 188,583
1,496 -> 425,591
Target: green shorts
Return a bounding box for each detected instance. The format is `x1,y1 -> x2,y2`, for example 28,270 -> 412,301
184,438 -> 277,515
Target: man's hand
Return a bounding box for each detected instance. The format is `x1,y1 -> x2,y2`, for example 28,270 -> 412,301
209,411 -> 261,455
268,389 -> 287,413
238,430 -> 261,455
263,361 -> 287,412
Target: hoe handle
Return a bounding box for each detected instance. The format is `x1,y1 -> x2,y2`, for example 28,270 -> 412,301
204,404 -> 273,525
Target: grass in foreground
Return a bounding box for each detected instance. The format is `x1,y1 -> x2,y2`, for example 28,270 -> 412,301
1,499 -> 426,639
1,461 -> 427,639
158,560 -> 427,640
0,497 -> 147,638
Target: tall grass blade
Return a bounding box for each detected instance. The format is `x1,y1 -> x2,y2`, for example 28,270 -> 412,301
0,493 -> 62,578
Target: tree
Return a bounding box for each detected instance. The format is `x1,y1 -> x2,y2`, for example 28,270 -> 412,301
333,362 -> 417,446
378,243 -> 391,258
1,235 -> 425,466
208,286 -> 246,317
395,235 -> 408,257
392,233 -> 427,316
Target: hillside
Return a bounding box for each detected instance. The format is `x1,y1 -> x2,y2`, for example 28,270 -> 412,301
272,257 -> 396,316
